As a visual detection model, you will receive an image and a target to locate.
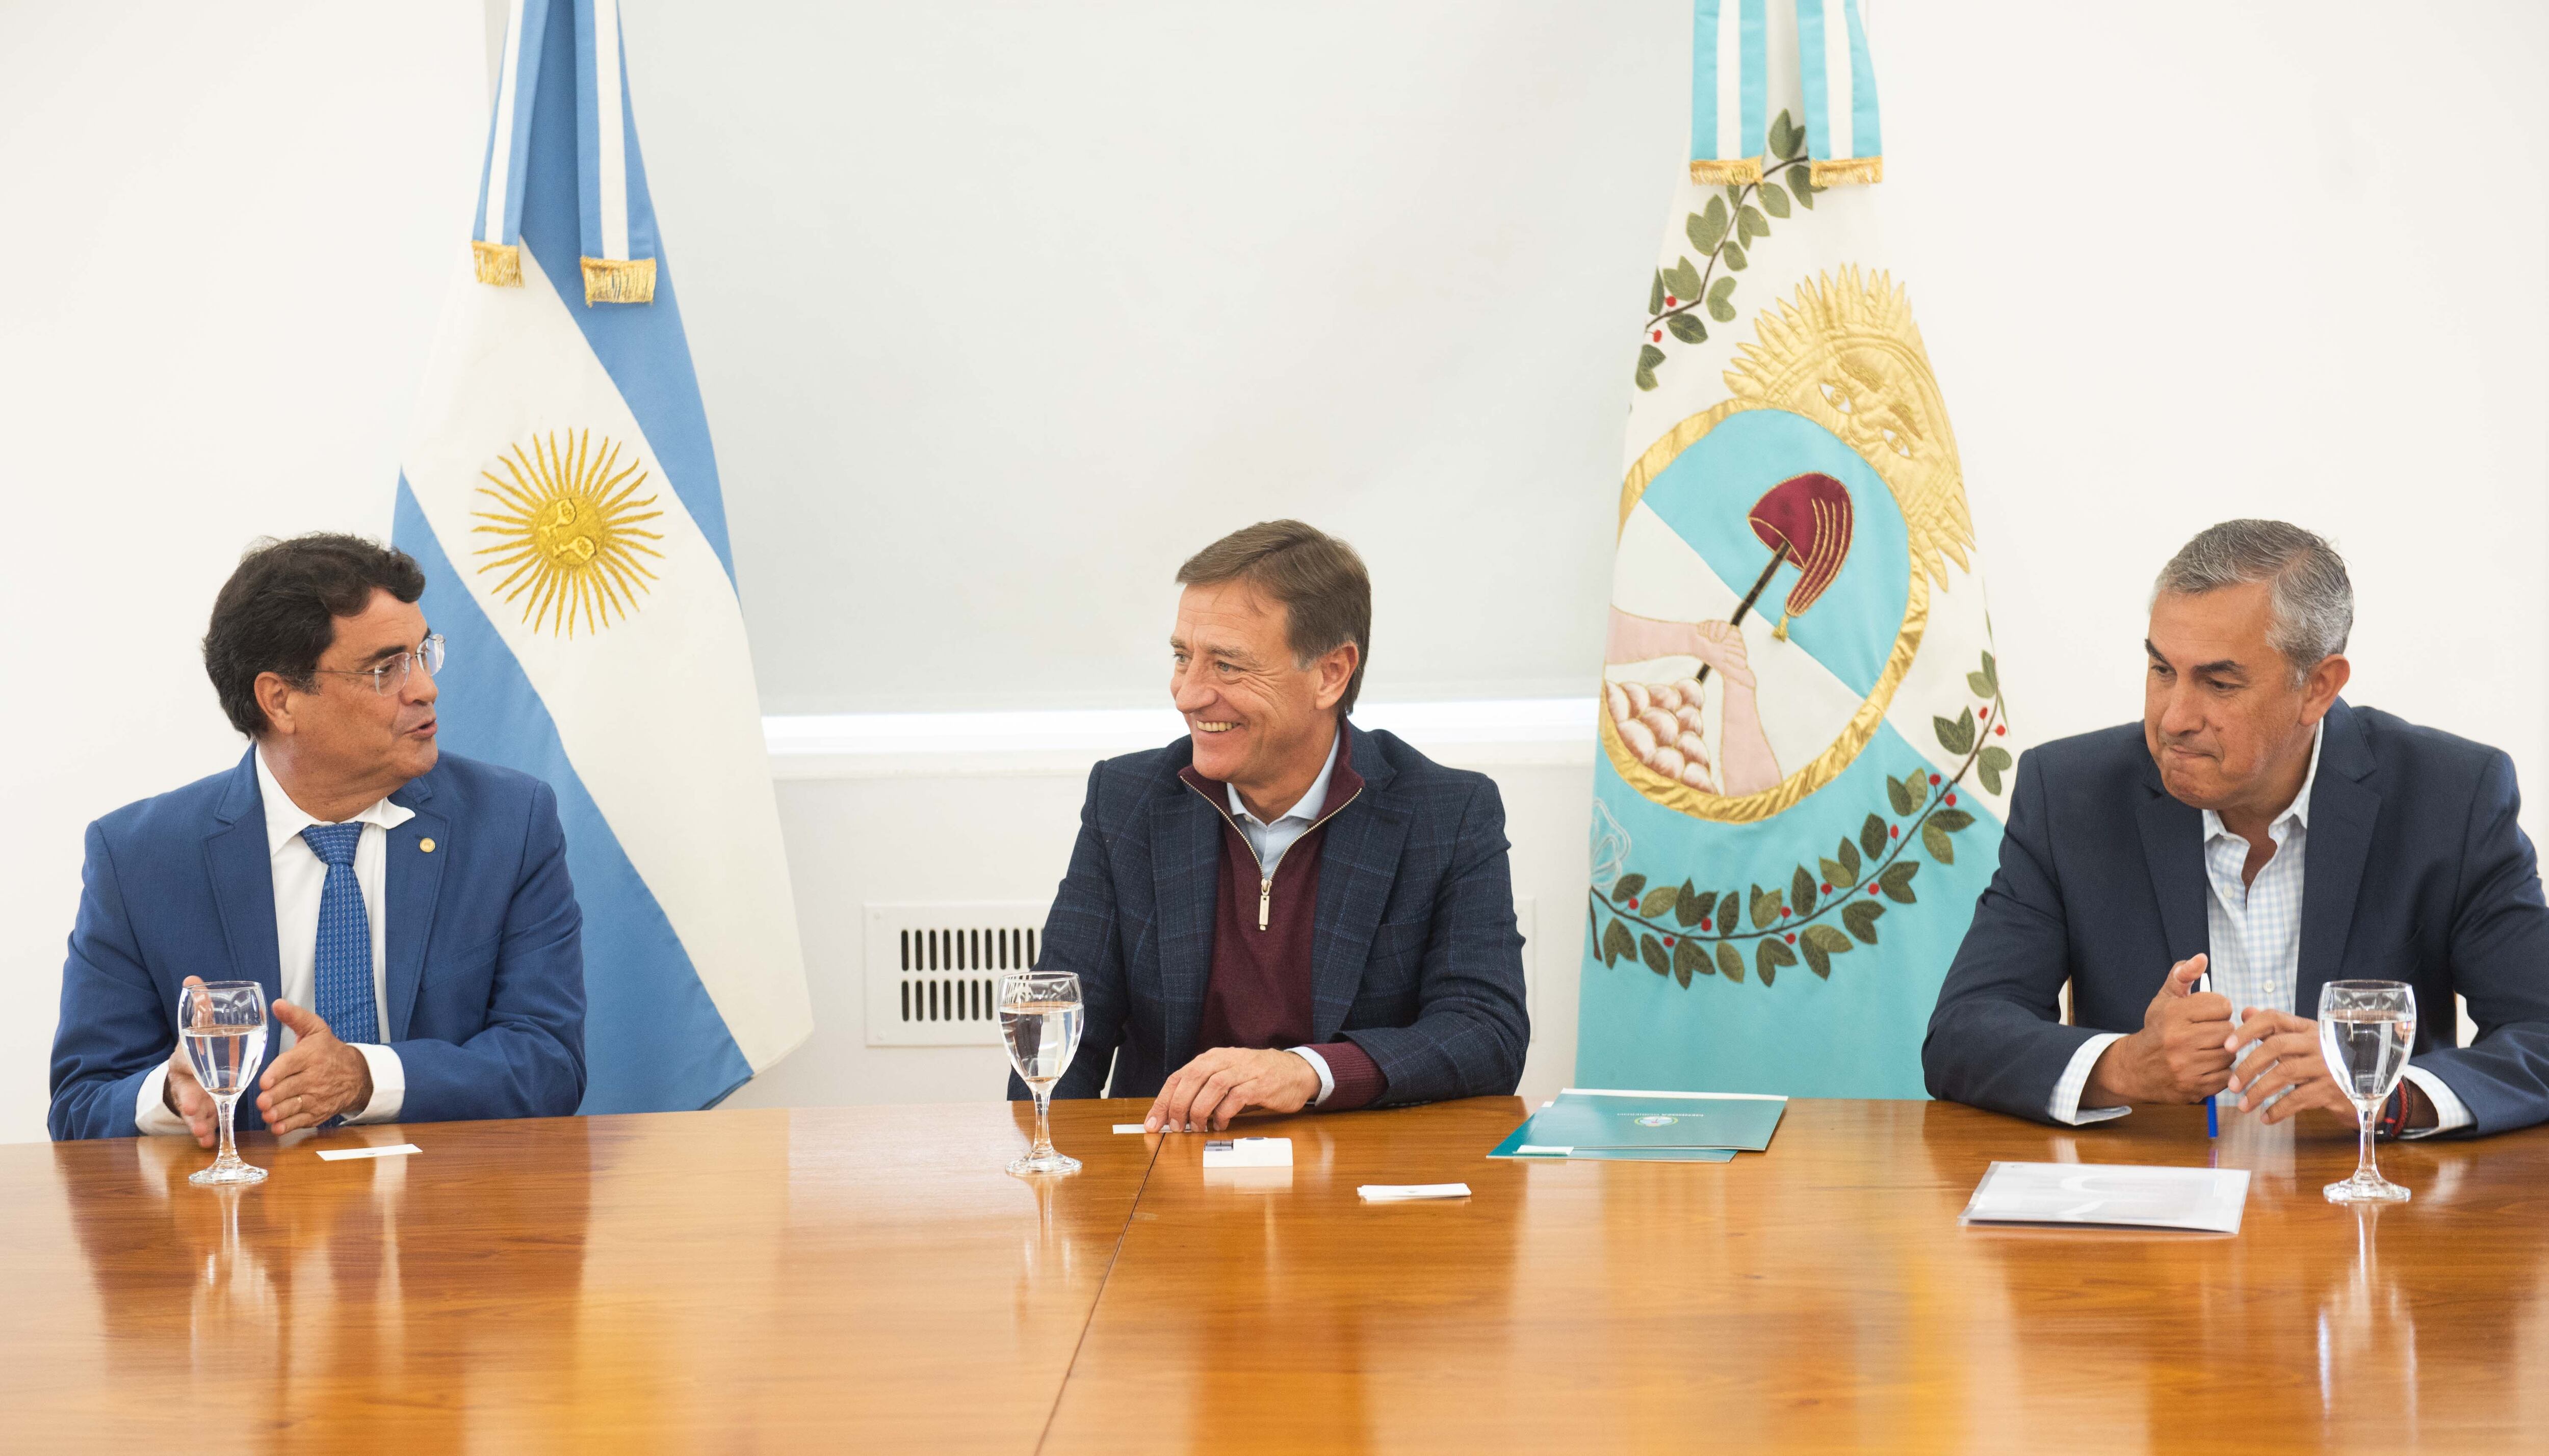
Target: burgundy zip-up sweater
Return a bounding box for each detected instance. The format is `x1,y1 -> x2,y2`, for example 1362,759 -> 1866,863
1175,749 -> 1388,1112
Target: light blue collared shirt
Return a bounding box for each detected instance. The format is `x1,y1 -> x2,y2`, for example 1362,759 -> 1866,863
1224,729 -> 1341,878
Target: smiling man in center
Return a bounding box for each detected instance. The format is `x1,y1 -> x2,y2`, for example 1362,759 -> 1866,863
1009,519 -> 1530,1131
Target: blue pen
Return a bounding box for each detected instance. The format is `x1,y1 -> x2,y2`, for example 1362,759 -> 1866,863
2201,965 -> 2219,1137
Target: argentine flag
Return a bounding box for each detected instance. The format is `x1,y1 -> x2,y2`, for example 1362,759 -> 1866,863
393,0 -> 810,1111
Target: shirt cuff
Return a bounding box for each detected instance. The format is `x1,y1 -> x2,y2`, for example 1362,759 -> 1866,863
1289,1047 -> 1336,1106
344,1044 -> 406,1125
2048,1032 -> 2133,1125
2400,1065 -> 2473,1138
135,1063 -> 190,1137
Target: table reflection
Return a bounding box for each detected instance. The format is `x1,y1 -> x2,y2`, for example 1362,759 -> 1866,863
59,1127 -> 591,1436
1911,1099 -> 2548,1450
1159,1112 -> 1530,1455
2317,1204 -> 2413,1429
1016,1156 -> 1091,1316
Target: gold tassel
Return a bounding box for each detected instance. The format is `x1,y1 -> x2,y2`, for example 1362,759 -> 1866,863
1688,156 -> 1763,186
1809,155 -> 1884,186
1773,615 -> 1790,642
473,240 -> 523,287
581,256 -> 657,305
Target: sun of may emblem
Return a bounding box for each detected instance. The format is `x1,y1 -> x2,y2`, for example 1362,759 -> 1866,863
472,430 -> 665,637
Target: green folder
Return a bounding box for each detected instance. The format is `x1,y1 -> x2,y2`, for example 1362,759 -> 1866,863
1488,1089 -> 1785,1161
1490,1141 -> 1738,1163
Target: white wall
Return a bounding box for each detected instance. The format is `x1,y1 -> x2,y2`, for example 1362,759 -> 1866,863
1879,3 -> 2549,784
0,3 -> 486,1143
2,2 -> 2542,1142
630,0 -> 1673,713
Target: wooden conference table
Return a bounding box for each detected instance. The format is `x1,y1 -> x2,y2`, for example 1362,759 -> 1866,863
4,1097 -> 2542,1452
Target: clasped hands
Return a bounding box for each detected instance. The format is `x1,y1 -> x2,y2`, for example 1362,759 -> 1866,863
162,975 -> 374,1146
1142,1047 -> 1322,1133
2082,954 -> 2356,1123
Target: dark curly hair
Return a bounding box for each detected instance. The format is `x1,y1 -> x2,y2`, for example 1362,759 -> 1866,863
202,534 -> 426,736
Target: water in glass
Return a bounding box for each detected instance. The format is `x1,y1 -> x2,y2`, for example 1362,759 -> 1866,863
1001,999 -> 1084,1088
2318,980 -> 2415,1204
183,1022 -> 270,1098
182,980 -> 270,1187
2321,1011 -> 2413,1109
1000,972 -> 1083,1176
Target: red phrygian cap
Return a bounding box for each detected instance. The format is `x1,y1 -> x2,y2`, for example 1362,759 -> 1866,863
1748,472 -> 1854,619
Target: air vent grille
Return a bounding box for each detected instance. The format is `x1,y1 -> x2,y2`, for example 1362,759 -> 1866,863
866,904 -> 1047,1046
862,897 -> 1538,1048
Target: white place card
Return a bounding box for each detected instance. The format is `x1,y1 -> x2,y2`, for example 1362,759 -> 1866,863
1961,1161 -> 2251,1234
1113,1124 -> 1151,1134
316,1143 -> 422,1162
1358,1183 -> 1472,1202
1201,1136 -> 1293,1168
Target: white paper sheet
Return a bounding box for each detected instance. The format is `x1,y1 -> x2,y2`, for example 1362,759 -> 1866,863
1358,1183 -> 1472,1201
1960,1161 -> 2251,1233
316,1143 -> 422,1162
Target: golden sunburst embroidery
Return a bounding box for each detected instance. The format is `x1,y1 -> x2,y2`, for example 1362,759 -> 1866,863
471,430 -> 666,637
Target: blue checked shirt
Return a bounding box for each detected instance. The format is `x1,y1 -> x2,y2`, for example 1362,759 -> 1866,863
2049,723 -> 2472,1133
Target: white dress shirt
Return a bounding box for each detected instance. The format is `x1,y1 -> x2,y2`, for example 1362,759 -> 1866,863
1223,730 -> 1344,1105
2049,722 -> 2472,1134
137,750 -> 411,1133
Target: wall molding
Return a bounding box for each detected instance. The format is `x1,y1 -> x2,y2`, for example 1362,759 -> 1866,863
764,699 -> 1598,780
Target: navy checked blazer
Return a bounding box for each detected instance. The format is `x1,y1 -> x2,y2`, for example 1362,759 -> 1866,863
1011,721 -> 1530,1105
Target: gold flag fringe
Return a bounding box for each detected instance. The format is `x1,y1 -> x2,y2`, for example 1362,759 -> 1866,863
581,256 -> 656,305
1688,157 -> 1763,186
473,240 -> 523,287
1809,156 -> 1884,186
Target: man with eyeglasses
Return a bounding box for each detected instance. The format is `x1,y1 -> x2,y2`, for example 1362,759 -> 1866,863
48,533 -> 587,1142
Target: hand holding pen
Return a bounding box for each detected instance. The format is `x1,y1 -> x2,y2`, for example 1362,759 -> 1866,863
2080,954 -> 2235,1111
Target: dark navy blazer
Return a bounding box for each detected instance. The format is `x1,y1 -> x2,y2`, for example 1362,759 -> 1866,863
49,749 -> 587,1140
1011,722 -> 1530,1106
1925,699 -> 2549,1134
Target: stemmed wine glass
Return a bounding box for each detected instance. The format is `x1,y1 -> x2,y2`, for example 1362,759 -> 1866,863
2319,980 -> 2416,1204
1000,971 -> 1083,1176
181,981 -> 271,1187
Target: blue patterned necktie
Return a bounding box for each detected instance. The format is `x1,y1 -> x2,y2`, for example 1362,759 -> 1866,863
299,823 -> 378,1045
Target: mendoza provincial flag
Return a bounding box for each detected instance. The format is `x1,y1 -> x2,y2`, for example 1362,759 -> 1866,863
392,0 -> 810,1110
1578,0 -> 2018,1098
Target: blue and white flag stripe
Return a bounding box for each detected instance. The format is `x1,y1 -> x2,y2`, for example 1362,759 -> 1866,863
399,0 -> 806,1111
506,0 -> 728,569
575,0 -> 652,266
474,0 -> 550,251
1690,0 -> 1767,169
1796,0 -> 1881,166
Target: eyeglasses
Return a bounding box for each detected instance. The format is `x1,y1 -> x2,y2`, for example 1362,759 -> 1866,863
311,634 -> 446,696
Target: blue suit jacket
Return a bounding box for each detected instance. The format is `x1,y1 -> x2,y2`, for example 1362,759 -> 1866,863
49,749 -> 587,1140
1924,699 -> 2549,1134
1010,722 -> 1530,1106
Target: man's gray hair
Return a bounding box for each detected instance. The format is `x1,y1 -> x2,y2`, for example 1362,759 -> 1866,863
2153,519 -> 2353,682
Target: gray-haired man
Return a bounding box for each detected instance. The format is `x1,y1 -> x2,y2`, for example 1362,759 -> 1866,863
1925,519 -> 2549,1136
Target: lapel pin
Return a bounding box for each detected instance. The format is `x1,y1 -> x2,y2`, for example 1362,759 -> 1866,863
420,838 -> 436,853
